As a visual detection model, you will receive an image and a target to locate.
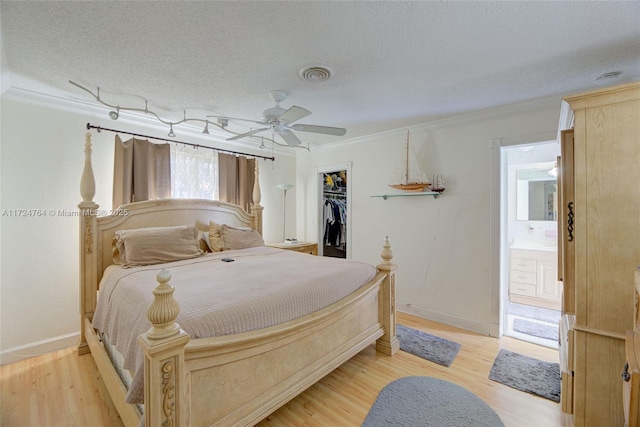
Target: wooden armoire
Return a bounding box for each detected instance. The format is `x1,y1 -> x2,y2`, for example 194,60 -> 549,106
558,81 -> 640,426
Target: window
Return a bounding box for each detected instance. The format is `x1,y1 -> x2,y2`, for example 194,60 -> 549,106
170,145 -> 219,199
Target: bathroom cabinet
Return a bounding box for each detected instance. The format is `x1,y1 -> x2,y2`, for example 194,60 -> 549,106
509,248 -> 561,310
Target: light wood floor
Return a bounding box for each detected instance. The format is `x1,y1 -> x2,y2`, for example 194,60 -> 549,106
1,312 -> 573,427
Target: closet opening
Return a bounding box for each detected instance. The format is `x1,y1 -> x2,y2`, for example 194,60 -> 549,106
317,162 -> 351,259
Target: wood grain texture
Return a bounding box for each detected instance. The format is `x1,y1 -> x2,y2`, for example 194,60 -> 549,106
559,130 -> 575,315
564,81 -> 640,426
1,313 -> 572,427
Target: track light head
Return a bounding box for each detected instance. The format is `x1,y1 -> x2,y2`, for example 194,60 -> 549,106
168,124 -> 176,138
202,121 -> 210,134
109,107 -> 119,120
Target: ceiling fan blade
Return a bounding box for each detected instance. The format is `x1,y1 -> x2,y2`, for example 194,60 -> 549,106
291,124 -> 347,136
226,127 -> 269,141
278,106 -> 311,124
280,129 -> 302,146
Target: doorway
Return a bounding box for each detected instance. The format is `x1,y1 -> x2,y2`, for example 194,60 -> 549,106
501,142 -> 561,348
317,162 -> 351,258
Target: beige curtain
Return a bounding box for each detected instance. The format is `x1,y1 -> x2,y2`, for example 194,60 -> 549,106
113,136 -> 171,208
218,153 -> 255,212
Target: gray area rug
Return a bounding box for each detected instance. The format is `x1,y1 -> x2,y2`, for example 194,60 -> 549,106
508,302 -> 560,324
362,376 -> 505,427
513,318 -> 558,341
396,324 -> 461,367
489,349 -> 561,402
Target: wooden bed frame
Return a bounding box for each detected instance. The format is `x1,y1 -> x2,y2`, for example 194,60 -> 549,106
77,131 -> 399,426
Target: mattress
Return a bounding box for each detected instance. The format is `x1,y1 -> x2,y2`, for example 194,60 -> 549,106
92,245 -> 378,403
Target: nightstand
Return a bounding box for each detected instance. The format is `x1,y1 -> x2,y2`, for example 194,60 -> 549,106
268,242 -> 318,255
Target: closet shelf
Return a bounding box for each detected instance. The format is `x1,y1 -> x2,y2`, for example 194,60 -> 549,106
370,192 -> 442,200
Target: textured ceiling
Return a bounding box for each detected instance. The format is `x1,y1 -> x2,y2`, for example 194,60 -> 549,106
1,1 -> 639,146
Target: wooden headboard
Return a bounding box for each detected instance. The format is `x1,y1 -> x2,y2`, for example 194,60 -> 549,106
94,198 -> 260,281
77,131 -> 264,355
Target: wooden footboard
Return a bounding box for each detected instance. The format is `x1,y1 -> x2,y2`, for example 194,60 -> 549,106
137,238 -> 398,427
81,235 -> 397,427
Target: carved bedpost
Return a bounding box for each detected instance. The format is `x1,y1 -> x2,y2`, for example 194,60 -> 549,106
251,160 -> 264,235
78,131 -> 99,355
376,236 -> 400,356
138,270 -> 189,427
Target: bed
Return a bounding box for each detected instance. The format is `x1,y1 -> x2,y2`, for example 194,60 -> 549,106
77,131 -> 399,427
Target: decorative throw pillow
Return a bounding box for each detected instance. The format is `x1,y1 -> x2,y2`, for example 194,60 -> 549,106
219,224 -> 264,250
199,230 -> 212,253
113,224 -> 203,267
201,231 -> 213,252
208,221 -> 225,252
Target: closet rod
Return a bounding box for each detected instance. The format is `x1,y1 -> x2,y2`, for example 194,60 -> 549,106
86,123 -> 275,161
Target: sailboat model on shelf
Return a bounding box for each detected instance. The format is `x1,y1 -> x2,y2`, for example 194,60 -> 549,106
389,130 -> 430,192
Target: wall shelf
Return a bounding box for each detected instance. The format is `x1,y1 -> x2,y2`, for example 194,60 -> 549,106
370,191 -> 442,200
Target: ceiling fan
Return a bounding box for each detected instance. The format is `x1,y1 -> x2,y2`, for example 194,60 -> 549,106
209,90 -> 346,146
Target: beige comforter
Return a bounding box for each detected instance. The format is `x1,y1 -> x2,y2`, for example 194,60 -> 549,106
92,246 -> 377,404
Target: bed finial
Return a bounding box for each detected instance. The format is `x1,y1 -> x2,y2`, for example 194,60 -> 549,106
80,131 -> 96,203
380,236 -> 393,265
139,268 -> 188,427
78,131 -> 99,355
376,235 -> 399,356
251,161 -> 264,235
252,161 -> 261,206
146,269 -> 181,339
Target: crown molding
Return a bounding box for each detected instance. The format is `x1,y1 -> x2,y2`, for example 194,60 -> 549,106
314,94 -> 562,151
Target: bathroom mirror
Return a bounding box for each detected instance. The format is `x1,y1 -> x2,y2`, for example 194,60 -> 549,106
516,166 -> 557,221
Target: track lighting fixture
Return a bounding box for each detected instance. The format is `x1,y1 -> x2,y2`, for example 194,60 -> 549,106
69,80 -> 310,151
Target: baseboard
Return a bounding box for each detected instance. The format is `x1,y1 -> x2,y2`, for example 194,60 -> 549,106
397,303 -> 500,337
0,332 -> 79,366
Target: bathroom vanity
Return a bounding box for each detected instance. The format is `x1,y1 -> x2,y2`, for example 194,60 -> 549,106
509,240 -> 561,311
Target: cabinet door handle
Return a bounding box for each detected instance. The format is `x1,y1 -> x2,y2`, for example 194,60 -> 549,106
622,362 -> 631,382
567,202 -> 574,242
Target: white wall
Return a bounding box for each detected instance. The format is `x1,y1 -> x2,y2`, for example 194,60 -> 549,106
298,98 -> 561,335
0,92 -> 296,364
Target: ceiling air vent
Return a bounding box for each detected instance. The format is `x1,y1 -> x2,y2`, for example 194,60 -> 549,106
298,64 -> 334,82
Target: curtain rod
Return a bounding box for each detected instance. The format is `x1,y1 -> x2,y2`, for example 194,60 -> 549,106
86,123 -> 275,161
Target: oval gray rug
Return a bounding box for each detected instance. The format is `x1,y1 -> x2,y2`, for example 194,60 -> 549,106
362,376 -> 504,427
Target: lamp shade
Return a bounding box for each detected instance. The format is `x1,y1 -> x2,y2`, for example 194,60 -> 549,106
276,183 -> 294,191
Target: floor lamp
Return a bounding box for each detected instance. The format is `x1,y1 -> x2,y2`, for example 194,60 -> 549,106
276,183 -> 294,242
